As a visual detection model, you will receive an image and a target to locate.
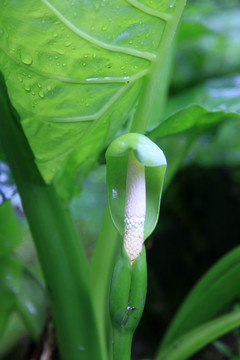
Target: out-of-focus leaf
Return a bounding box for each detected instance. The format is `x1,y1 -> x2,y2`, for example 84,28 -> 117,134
0,0 -> 186,198
16,269 -> 46,340
0,200 -> 21,256
155,309 -> 240,360
0,162 -> 17,205
173,3 -> 240,89
160,245 -> 240,351
0,255 -> 22,337
70,165 -> 107,253
0,312 -> 28,358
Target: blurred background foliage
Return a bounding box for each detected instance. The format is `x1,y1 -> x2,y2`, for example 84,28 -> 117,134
0,0 -> 240,359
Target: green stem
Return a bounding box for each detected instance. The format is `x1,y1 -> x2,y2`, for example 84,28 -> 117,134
89,207 -> 120,359
130,0 -> 187,135
112,328 -> 132,360
0,74 -> 102,360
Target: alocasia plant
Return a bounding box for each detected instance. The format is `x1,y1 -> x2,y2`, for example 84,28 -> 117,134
0,1 -> 187,358
2,1 -> 240,360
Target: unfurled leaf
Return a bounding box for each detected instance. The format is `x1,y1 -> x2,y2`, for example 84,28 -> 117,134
150,75 -> 240,138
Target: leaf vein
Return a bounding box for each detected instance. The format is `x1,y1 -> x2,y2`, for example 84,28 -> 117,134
0,45 -> 149,84
17,83 -> 132,124
126,0 -> 172,21
41,0 -> 156,61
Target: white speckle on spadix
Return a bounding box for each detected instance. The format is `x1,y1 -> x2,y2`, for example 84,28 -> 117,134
124,151 -> 146,263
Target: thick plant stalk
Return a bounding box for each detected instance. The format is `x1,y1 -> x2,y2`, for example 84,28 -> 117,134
0,74 -> 103,360
110,152 -> 147,360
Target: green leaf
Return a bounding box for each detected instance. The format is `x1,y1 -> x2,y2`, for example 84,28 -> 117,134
173,5 -> 240,89
0,255 -> 23,337
150,75 -> 240,138
16,269 -> 47,340
155,309 -> 240,360
106,133 -> 166,239
160,245 -> 240,350
0,200 -> 21,256
148,75 -> 240,187
0,312 -> 28,359
70,165 -> 107,250
0,0 -> 186,192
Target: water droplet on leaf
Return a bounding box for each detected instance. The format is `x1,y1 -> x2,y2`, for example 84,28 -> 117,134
64,40 -> 72,47
21,51 -> 33,65
38,90 -> 44,98
24,85 -> 31,92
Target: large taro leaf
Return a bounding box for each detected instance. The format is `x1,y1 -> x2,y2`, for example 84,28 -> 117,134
0,0 -> 186,196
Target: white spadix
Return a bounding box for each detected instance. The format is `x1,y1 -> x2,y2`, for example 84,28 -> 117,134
124,151 -> 146,263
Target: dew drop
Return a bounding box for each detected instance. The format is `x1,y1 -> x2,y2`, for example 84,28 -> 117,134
53,32 -> 58,38
24,85 -> 31,92
17,75 -> 23,83
64,40 -> 72,47
21,51 -> 33,65
38,90 -> 44,98
169,0 -> 176,8
0,27 -> 4,35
